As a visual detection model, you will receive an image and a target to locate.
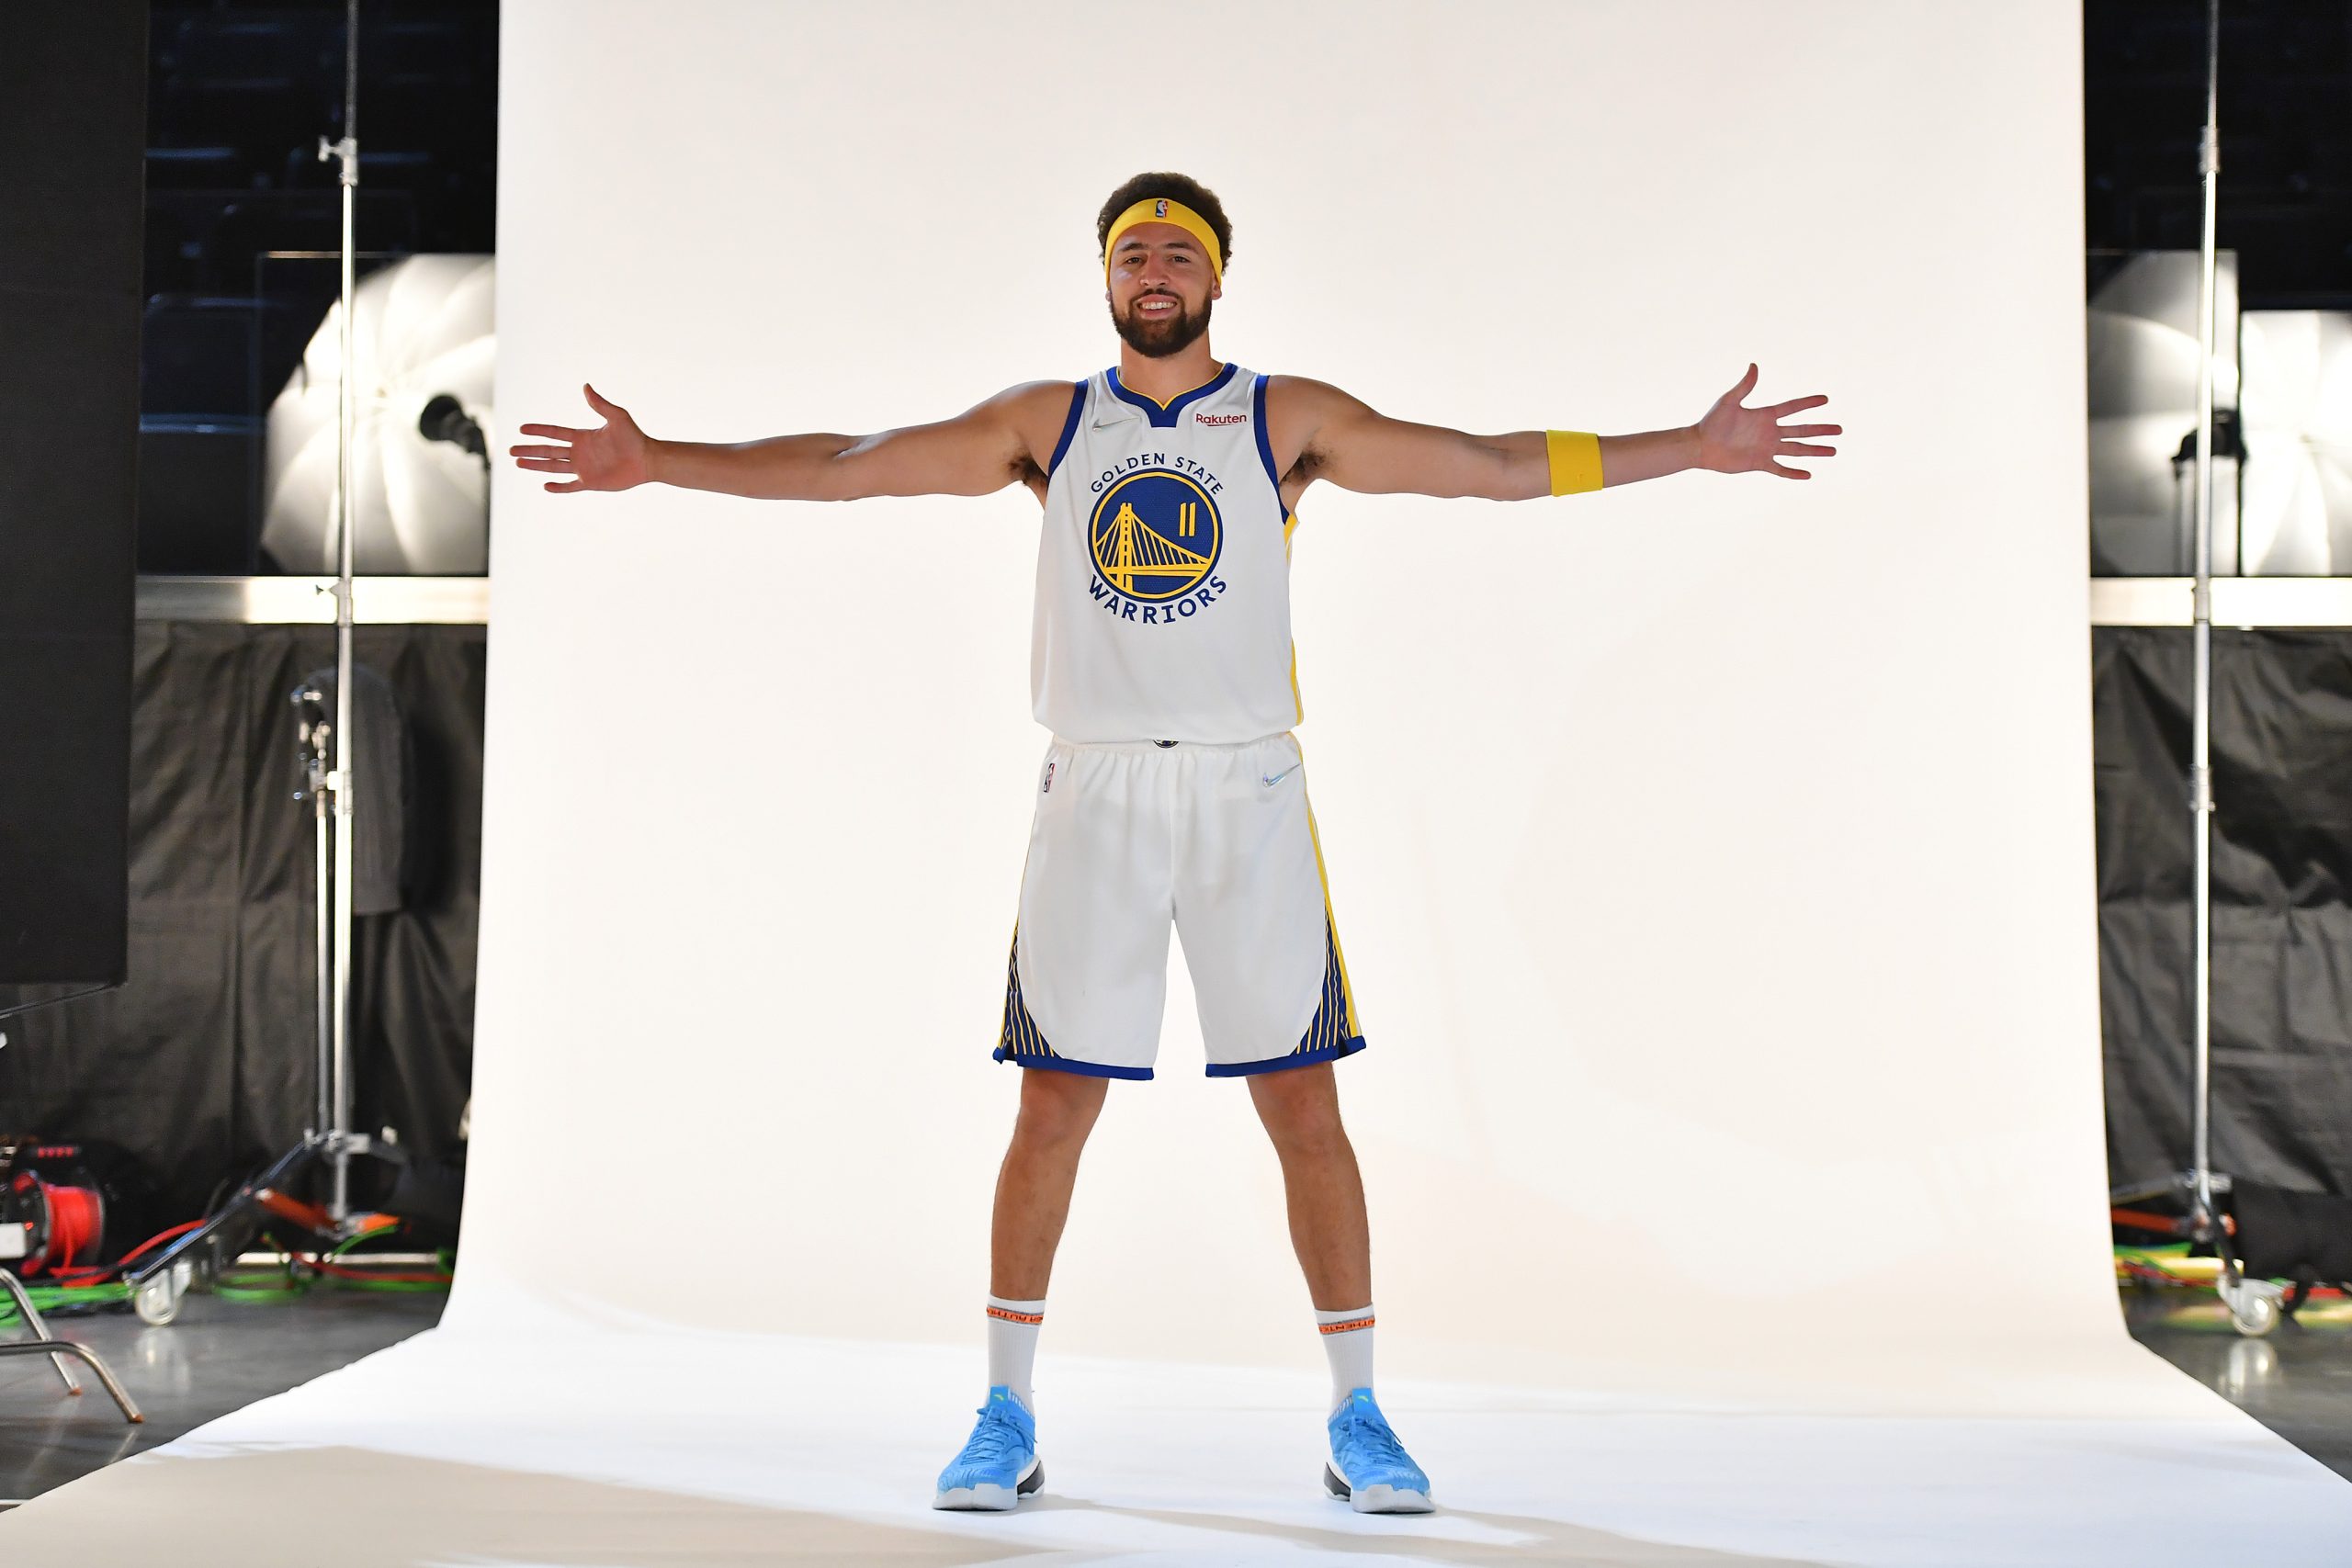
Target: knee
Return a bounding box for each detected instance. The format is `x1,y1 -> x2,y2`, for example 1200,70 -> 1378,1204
1256,1081 -> 1351,1161
1012,1070 -> 1106,1151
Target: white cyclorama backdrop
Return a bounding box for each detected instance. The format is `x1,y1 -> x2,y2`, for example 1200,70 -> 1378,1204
463,0 -> 2145,1414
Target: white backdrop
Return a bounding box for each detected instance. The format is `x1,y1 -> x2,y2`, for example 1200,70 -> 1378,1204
15,5 -> 2352,1562
460,0 -> 2130,1413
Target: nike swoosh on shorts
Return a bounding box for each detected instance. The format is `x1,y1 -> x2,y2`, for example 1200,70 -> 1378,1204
1261,763 -> 1301,787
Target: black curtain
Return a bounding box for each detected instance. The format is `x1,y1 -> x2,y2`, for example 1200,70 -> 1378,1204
0,622 -> 482,1227
2097,626 -> 2352,1200
0,0 -> 146,985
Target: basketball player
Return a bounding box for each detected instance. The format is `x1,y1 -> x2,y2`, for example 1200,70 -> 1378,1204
509,173 -> 1838,1516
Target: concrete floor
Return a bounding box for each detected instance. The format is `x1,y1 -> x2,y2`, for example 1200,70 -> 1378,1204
1,1284 -> 2346,1511
0,1284 -> 447,1506
2121,1287 -> 2352,1483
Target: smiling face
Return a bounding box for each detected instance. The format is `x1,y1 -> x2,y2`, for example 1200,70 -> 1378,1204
1105,220 -> 1220,359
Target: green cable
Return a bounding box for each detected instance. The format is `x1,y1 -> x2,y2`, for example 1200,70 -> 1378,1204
3,1226 -> 455,1319
0,1281 -> 131,1322
323,1276 -> 448,1293
214,1267 -> 306,1303
309,1225 -> 454,1293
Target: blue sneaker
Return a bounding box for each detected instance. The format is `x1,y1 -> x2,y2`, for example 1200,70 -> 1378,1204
933,1384 -> 1043,1510
1323,1387 -> 1434,1512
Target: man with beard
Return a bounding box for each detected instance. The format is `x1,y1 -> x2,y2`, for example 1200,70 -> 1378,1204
508,171 -> 1839,1516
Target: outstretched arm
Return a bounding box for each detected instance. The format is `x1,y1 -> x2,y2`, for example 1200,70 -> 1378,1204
507,380 -> 1073,501
1270,365 -> 1838,502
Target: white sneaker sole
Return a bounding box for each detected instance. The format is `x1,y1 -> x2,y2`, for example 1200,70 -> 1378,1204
933,1456 -> 1043,1511
1323,1461 -> 1435,1514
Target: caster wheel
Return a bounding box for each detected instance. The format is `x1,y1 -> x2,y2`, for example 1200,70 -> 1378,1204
2231,1292 -> 2280,1337
133,1274 -> 179,1326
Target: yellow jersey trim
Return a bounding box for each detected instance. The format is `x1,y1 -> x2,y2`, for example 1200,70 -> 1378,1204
1298,764 -> 1361,1037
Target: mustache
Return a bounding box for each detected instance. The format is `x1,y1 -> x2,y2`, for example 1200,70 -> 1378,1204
1110,289 -> 1210,358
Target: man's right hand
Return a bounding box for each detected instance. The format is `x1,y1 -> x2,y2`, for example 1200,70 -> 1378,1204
509,384 -> 652,493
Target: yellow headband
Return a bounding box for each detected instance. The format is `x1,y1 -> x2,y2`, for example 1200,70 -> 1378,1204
1102,197 -> 1224,283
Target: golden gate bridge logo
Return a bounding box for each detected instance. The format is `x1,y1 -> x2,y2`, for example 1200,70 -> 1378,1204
1087,470 -> 1221,603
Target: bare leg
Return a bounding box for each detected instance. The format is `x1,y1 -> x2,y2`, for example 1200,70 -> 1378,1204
1247,1063 -> 1372,1309
989,1067 -> 1111,1299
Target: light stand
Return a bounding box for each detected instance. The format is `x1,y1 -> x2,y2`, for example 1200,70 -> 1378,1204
323,0 -> 362,1225
122,0 -> 401,1325
2137,0 -> 2284,1337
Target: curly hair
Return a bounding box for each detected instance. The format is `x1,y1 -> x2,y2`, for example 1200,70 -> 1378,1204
1095,172 -> 1234,272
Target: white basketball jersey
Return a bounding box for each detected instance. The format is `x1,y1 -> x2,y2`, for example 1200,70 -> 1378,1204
1031,363 -> 1301,743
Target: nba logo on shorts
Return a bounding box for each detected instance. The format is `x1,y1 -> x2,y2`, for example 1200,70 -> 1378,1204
1042,761 -> 1055,794
1153,198 -> 1167,217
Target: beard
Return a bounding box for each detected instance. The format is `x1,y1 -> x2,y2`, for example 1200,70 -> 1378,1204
1111,290 -> 1212,358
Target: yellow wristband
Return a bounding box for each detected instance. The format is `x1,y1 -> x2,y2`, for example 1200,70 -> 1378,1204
1545,430 -> 1603,496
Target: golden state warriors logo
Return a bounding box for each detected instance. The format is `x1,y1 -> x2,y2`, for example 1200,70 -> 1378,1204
1089,470 -> 1221,604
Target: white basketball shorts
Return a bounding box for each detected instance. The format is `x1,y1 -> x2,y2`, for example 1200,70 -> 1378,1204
995,731 -> 1366,1080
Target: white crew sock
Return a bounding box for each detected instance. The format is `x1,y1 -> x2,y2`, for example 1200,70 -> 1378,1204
1316,1304 -> 1375,1414
986,1295 -> 1046,1413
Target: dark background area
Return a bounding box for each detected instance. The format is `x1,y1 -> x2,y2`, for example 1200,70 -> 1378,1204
2086,2 -> 2352,1201
0,3 -> 147,987
2097,628 -> 2352,1201
0,626 -> 485,1224
139,0 -> 497,574
4,2 -> 496,1246
2086,0 -> 2352,310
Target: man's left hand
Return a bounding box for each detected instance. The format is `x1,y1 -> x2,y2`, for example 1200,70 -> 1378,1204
1695,364 -> 1839,479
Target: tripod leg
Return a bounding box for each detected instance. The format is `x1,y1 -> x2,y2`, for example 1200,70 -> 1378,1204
0,1339 -> 142,1423
0,1269 -> 84,1395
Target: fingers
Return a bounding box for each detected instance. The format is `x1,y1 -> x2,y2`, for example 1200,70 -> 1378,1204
514,457 -> 572,472
1765,461 -> 1811,479
1766,394 -> 1829,415
517,423 -> 584,440
1731,362 -> 1759,400
1777,442 -> 1837,457
583,382 -> 622,417
545,479 -> 584,493
507,444 -> 573,460
1781,423 -> 1841,438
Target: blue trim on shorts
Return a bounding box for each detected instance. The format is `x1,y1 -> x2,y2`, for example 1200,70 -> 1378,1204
997,925 -> 1153,1078
995,1049 -> 1154,1081
1204,1037 -> 1367,1078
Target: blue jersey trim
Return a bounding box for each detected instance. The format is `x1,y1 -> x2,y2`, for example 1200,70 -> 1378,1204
1252,373 -> 1280,491
995,1048 -> 1154,1081
1046,379 -> 1087,476
1204,1037 -> 1368,1078
1105,361 -> 1238,428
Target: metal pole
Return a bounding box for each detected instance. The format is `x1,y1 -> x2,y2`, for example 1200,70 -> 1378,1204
325,0 -> 362,1222
2188,0 -> 2222,1237
313,750 -> 333,1141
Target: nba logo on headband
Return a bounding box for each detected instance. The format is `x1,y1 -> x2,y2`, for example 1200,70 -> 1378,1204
1105,196 -> 1223,282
